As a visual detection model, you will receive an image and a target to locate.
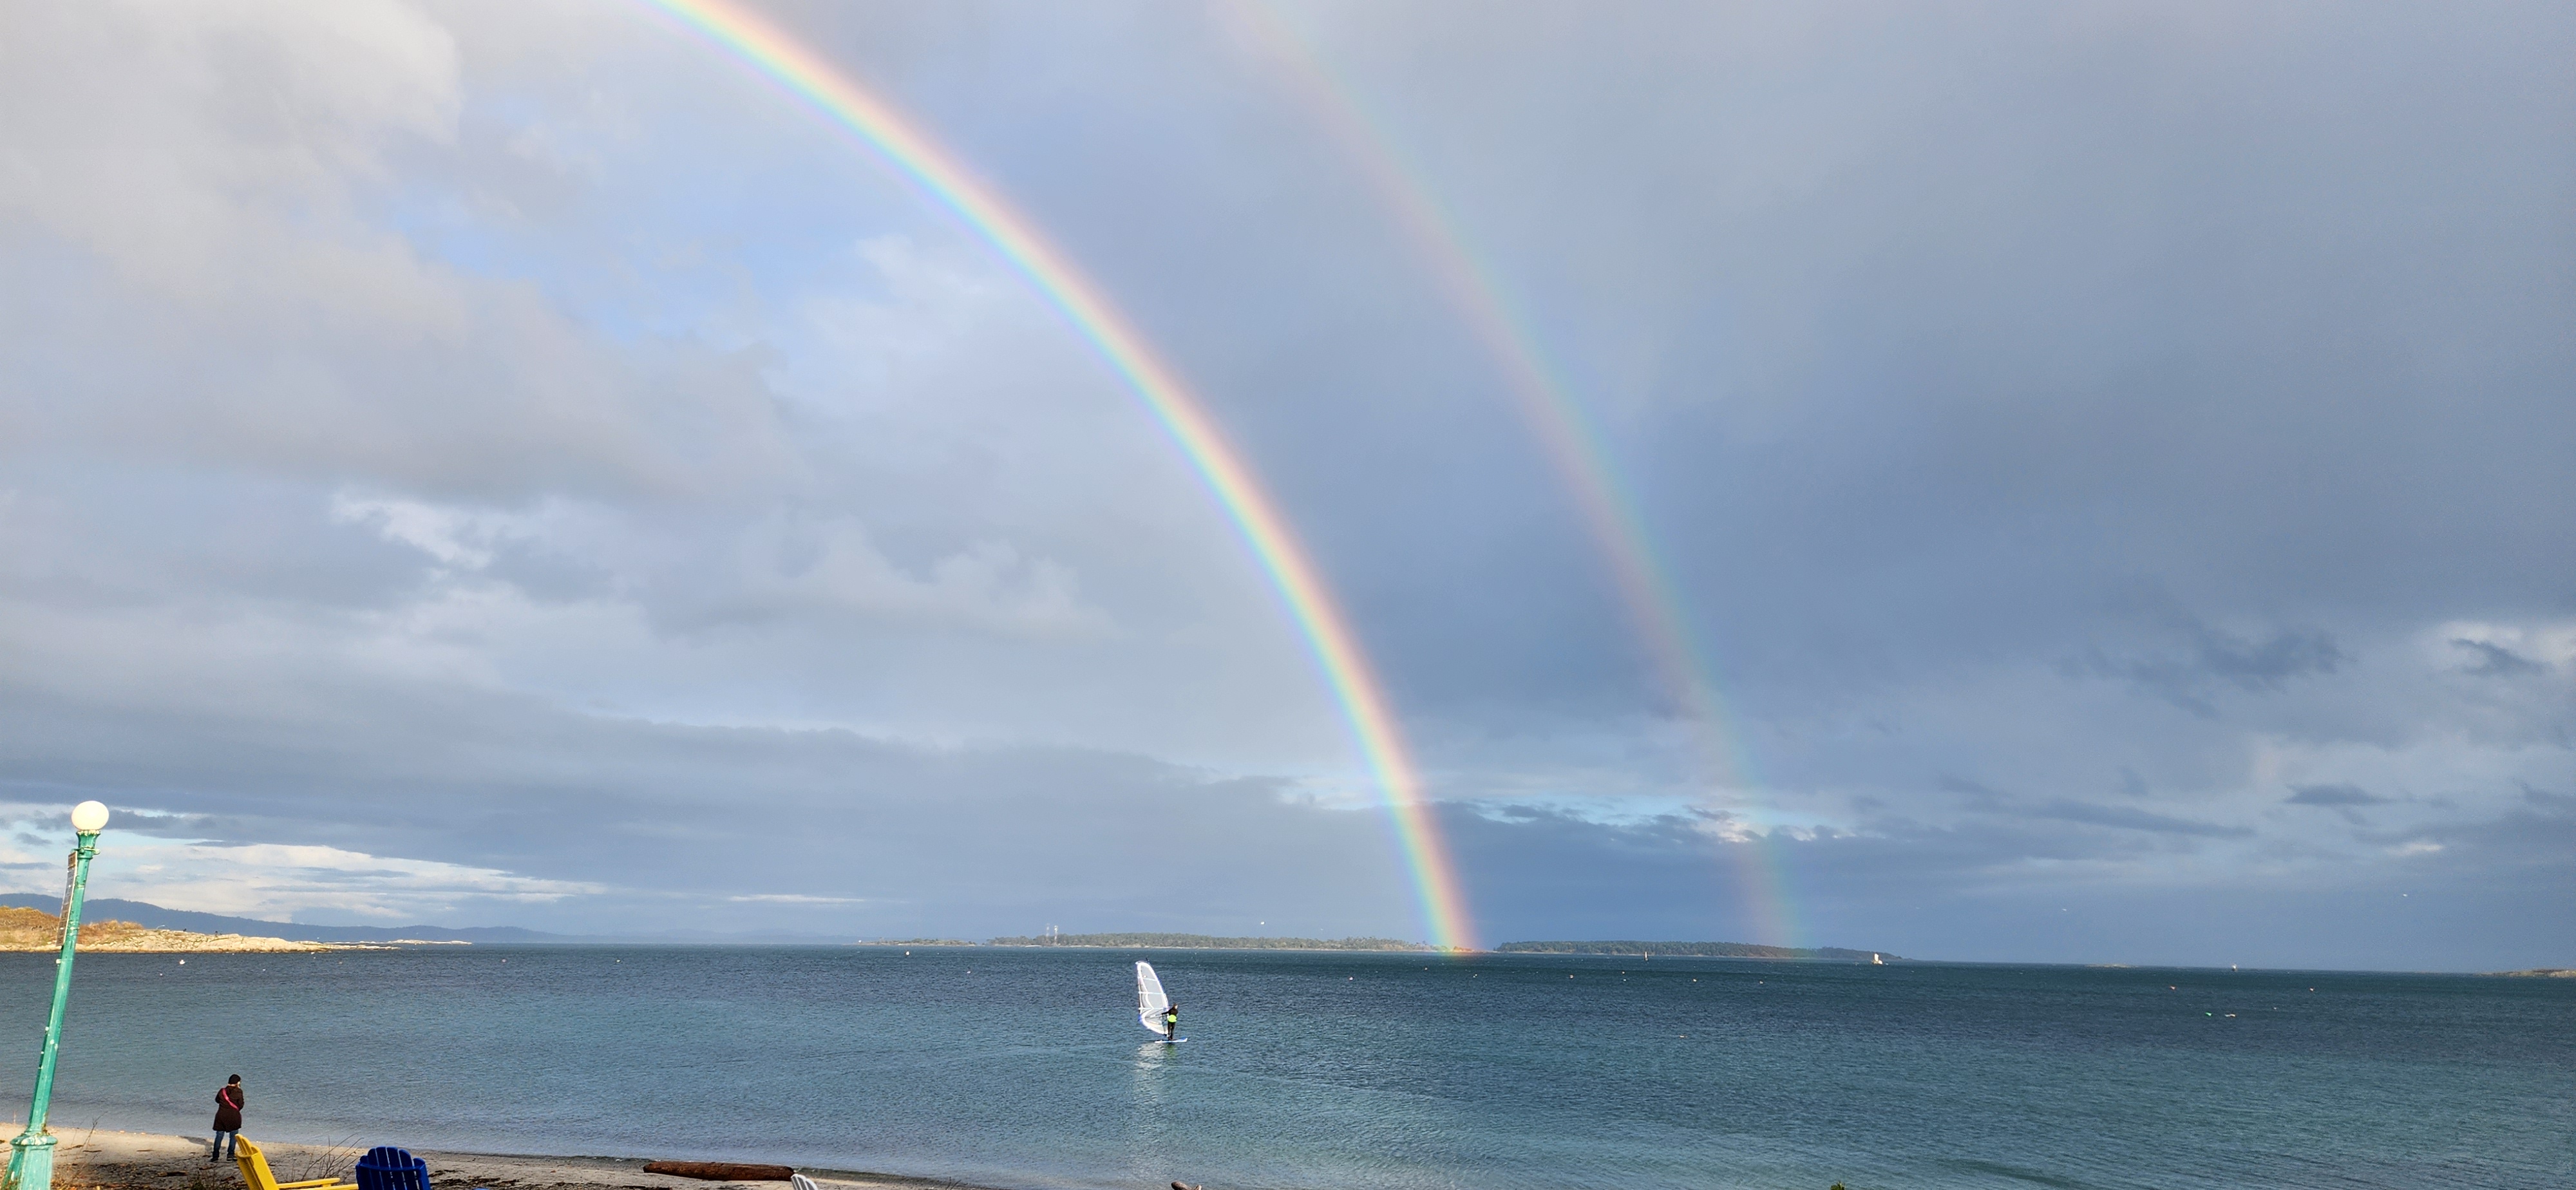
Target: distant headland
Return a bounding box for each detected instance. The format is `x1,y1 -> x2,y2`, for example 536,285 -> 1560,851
978,933 -> 1431,951
871,933 -> 1900,958
1496,940 -> 1899,961
0,905 -> 348,953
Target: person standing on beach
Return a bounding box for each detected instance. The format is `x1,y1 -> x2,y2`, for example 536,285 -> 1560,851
1162,1001 -> 1180,1041
209,1075 -> 244,1162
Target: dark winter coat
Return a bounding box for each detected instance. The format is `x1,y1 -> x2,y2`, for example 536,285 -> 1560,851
213,1084 -> 244,1132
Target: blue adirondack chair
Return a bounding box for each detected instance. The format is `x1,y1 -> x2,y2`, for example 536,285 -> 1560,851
354,1147 -> 431,1190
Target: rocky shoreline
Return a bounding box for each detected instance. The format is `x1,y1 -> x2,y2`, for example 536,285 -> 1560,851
0,907 -> 367,954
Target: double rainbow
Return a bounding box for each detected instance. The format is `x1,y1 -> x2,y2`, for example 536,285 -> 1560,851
1231,3 -> 1801,945
641,0 -> 1475,950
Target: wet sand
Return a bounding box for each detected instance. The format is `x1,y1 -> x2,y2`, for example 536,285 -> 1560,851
46,1129 -> 983,1190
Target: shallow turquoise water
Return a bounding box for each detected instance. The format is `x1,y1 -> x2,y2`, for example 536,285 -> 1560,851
0,947 -> 2567,1189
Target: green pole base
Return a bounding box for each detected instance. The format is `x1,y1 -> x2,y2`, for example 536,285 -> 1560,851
5,1129 -> 55,1190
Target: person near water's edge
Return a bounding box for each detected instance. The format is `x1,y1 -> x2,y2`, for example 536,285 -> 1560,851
1163,1002 -> 1180,1041
209,1075 -> 244,1162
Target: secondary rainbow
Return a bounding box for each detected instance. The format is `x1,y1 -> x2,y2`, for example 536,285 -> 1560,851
639,0 -> 1475,950
1233,2 -> 1801,945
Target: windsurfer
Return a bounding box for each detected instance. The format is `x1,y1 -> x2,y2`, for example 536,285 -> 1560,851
1163,1001 -> 1180,1041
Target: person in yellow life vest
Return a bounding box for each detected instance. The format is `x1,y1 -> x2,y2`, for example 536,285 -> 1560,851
1162,1001 -> 1180,1040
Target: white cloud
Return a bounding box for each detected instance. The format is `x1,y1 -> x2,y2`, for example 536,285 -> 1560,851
711,516 -> 1107,639
332,495 -> 507,570
0,807 -> 601,923
0,0 -> 1341,769
0,0 -> 460,298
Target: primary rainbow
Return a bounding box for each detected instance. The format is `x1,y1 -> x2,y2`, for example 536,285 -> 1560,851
1233,2 -> 1801,945
638,0 -> 1475,950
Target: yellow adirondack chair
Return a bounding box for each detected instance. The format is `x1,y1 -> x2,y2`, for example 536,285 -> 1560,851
235,1137 -> 359,1190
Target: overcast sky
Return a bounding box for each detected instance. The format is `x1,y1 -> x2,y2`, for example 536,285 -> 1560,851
1,0 -> 2568,969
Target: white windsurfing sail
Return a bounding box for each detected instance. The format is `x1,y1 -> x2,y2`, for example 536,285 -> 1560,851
1135,961 -> 1170,1034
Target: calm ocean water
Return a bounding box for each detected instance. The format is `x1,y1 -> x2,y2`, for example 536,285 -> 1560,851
0,947 -> 2566,1190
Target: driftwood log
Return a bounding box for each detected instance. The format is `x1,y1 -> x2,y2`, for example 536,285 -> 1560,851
641,1162 -> 797,1182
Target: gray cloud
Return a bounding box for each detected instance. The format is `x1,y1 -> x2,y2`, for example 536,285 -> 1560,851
2452,638 -> 2548,677
2284,782 -> 2392,826
2028,800 -> 2251,840
2286,784 -> 2388,808
0,662 -> 1423,937
2067,619 -> 2346,717
1929,774 -> 2250,838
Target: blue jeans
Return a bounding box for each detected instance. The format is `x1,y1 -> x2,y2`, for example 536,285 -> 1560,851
211,1131 -> 236,1161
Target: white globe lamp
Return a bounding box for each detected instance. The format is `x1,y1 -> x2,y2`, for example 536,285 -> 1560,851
70,802 -> 109,833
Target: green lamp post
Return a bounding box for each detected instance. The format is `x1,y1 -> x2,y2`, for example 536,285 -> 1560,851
5,800 -> 110,1190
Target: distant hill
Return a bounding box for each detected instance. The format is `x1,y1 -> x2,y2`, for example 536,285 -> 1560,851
1497,940 -> 1899,961
987,932 -> 1432,951
0,896 -> 563,944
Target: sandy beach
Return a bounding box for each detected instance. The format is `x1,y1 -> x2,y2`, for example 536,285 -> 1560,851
45,1129 -> 981,1190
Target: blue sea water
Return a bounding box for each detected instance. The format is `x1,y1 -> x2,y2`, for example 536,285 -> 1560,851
0,947 -> 2568,1190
